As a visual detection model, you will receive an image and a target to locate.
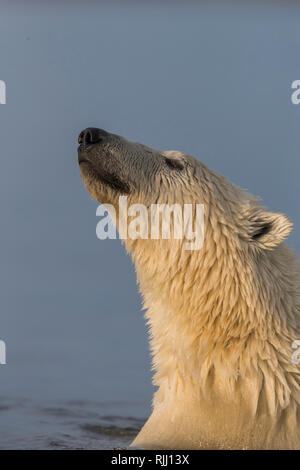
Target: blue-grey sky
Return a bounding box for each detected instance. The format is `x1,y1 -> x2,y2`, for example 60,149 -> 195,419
0,1 -> 300,421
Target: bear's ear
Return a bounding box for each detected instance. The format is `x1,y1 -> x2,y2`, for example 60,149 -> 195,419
248,209 -> 293,250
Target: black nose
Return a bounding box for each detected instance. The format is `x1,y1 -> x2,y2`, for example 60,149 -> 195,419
78,128 -> 108,146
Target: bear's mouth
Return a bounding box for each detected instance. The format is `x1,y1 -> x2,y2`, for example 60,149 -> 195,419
92,167 -> 131,194
78,150 -> 130,194
78,143 -> 93,158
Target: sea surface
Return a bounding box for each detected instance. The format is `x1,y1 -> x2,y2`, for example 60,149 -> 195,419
0,396 -> 146,450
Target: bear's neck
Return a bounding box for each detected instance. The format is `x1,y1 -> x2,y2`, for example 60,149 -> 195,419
127,239 -> 300,449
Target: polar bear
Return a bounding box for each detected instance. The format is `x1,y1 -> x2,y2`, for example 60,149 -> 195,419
78,127 -> 300,449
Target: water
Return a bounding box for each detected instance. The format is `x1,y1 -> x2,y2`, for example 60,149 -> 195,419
0,1 -> 299,449
0,396 -> 145,449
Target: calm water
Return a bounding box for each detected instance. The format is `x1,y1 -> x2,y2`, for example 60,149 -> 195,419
0,1 -> 300,449
0,396 -> 145,449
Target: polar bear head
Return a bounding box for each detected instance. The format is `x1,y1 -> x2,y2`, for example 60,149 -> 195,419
78,127 -> 293,253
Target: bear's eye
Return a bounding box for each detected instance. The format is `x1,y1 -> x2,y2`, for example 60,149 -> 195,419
164,157 -> 185,170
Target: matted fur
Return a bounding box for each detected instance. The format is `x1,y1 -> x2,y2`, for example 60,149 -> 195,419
79,131 -> 300,449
